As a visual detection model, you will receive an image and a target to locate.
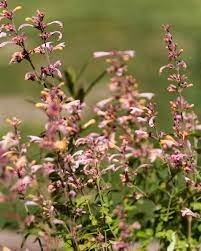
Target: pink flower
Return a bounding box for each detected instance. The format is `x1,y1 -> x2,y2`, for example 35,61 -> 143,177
130,107 -> 144,115
0,145 -> 9,164
53,219 -> 64,225
135,130 -> 149,140
1,9 -> 13,20
41,60 -> 62,79
113,241 -> 129,251
3,23 -> 15,32
1,132 -> 19,148
12,33 -> 27,46
25,72 -> 37,81
93,50 -> 135,59
181,208 -> 199,218
69,190 -> 76,198
167,151 -> 185,168
0,31 -> 6,38
9,51 -> 26,64
96,97 -> 113,108
25,215 -> 35,226
33,41 -> 65,54
12,176 -> 33,194
63,100 -> 84,115
149,149 -> 162,162
0,40 -> 14,48
31,164 -> 42,173
28,135 -> 43,143
93,51 -> 113,58
0,1 -> 7,8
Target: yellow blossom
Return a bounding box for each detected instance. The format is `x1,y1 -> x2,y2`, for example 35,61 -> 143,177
35,103 -> 46,108
82,119 -> 96,129
54,139 -> 68,151
139,99 -> 146,105
25,17 -> 32,22
5,166 -> 14,171
160,135 -> 177,148
109,142 -> 121,152
13,6 -> 22,12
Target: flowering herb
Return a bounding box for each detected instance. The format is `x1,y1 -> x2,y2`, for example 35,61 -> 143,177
0,1 -> 201,250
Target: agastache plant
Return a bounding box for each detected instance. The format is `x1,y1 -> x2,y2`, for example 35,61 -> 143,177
93,50 -> 159,187
0,1 -> 201,250
160,25 -> 199,174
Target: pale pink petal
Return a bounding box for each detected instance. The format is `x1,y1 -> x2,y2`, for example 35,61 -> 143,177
25,201 -> 38,206
130,107 -> 144,115
123,50 -> 135,58
28,135 -> 43,143
0,41 -> 14,48
18,23 -> 34,30
54,42 -> 66,50
138,93 -> 154,100
0,32 -> 7,38
41,42 -> 52,48
53,219 -> 64,225
93,51 -> 112,58
47,21 -> 63,29
96,97 -> 113,108
50,31 -> 63,41
31,164 -> 42,173
55,68 -> 62,78
181,208 -> 199,218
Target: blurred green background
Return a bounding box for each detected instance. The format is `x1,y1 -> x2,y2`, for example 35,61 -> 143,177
0,0 -> 201,134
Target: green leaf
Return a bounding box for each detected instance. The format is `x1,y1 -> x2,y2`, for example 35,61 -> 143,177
85,70 -> 106,96
167,232 -> 176,251
76,194 -> 91,207
75,87 -> 85,101
64,68 -> 76,96
105,215 -> 113,224
198,224 -> 201,233
191,202 -> 201,210
76,58 -> 91,82
100,207 -> 109,215
195,148 -> 201,154
89,215 -> 98,226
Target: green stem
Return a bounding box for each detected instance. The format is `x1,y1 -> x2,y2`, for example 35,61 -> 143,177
97,176 -> 104,206
187,216 -> 192,251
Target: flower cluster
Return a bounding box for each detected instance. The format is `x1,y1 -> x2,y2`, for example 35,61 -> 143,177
160,25 -> 200,184
94,50 -> 160,183
0,0 -> 65,86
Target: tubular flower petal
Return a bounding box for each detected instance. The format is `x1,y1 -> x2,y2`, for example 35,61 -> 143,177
47,20 -> 63,29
